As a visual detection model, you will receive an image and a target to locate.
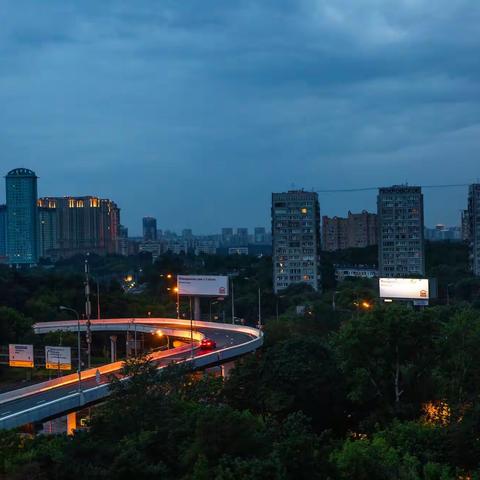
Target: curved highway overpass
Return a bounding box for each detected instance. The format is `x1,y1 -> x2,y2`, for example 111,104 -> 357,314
0,318 -> 263,431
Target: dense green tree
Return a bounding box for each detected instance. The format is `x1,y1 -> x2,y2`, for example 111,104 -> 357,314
434,309 -> 480,406
224,336 -> 348,432
332,305 -> 438,421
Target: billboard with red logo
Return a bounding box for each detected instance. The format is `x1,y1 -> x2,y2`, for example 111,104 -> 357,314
379,278 -> 430,300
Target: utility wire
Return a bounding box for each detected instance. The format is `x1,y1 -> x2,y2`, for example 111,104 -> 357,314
315,183 -> 470,193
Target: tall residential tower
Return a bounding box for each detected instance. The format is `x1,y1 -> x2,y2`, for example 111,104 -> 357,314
467,184 -> 480,276
37,196 -> 120,259
377,185 -> 425,277
272,190 -> 321,293
5,168 -> 39,266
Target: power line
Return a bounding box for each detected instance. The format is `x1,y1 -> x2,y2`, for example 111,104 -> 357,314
315,183 -> 470,193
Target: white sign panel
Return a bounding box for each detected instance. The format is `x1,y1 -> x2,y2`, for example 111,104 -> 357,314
379,278 -> 429,300
45,346 -> 72,371
177,275 -> 229,297
9,344 -> 34,368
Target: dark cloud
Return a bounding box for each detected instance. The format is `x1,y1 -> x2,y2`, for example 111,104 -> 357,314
0,0 -> 479,234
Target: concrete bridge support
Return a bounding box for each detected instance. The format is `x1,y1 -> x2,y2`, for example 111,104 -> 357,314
221,361 -> 235,379
110,335 -> 117,363
67,412 -> 77,435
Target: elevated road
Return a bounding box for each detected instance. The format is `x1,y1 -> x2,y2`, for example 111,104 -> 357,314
0,318 -> 263,430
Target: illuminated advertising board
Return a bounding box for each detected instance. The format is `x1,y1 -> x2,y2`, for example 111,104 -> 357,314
9,344 -> 34,368
177,275 -> 229,297
379,278 -> 429,300
45,346 -> 72,371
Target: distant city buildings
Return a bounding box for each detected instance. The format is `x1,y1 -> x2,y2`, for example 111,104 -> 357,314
142,217 -> 157,241
5,168 -> 39,266
219,227 -> 271,247
467,184 -> 480,276
37,196 -> 120,260
378,185 -> 425,277
322,210 -> 377,251
254,227 -> 266,243
424,224 -> 461,242
272,190 -> 321,293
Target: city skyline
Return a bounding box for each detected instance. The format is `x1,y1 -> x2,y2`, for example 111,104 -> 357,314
0,1 -> 479,233
0,172 -> 471,237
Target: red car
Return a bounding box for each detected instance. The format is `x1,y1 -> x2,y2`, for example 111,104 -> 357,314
200,338 -> 216,350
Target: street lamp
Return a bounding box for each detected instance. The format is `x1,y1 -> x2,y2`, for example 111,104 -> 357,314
446,283 -> 454,305
275,295 -> 285,321
243,277 -> 262,329
332,290 -> 340,312
59,306 -> 84,404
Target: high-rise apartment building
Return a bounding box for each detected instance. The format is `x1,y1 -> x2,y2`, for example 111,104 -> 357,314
322,211 -> 377,251
322,216 -> 348,251
142,217 -> 157,241
38,205 -> 58,258
0,204 -> 6,259
378,185 -> 425,277
272,190 -> 321,293
5,168 -> 39,266
37,196 -> 120,259
467,184 -> 480,276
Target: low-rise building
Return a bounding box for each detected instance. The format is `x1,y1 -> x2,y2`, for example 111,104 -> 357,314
335,265 -> 378,282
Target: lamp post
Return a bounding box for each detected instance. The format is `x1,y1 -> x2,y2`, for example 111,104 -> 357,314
231,278 -> 235,324
84,256 -> 92,369
59,306 -> 84,404
243,277 -> 262,328
275,295 -> 285,321
446,283 -> 454,305
332,290 -> 340,312
258,286 -> 262,328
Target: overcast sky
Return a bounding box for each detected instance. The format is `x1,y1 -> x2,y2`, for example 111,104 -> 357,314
1,0 -> 479,234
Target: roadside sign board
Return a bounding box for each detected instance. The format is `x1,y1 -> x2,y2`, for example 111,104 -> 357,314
9,344 -> 34,368
45,346 -> 72,370
379,278 -> 429,300
177,275 -> 229,297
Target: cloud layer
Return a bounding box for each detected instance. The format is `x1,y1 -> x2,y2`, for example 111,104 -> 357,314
1,0 -> 479,233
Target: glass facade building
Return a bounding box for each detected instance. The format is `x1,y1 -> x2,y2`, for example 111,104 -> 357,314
0,204 -> 6,259
5,168 -> 39,266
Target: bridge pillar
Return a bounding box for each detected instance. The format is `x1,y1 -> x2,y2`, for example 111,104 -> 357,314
126,332 -> 132,358
67,412 -> 77,435
110,335 -> 117,363
221,361 -> 235,379
194,296 -> 201,320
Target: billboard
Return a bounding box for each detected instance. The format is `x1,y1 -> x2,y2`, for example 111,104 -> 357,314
379,278 -> 429,300
177,275 -> 229,297
45,346 -> 72,371
9,344 -> 34,368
